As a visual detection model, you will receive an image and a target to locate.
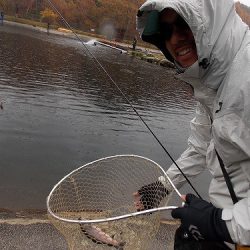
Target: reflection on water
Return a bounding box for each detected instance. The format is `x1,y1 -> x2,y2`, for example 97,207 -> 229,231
0,23 -> 209,210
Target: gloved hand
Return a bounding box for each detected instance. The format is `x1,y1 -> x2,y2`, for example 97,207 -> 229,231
171,194 -> 233,243
134,180 -> 169,211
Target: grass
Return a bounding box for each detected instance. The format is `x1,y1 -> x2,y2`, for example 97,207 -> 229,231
5,15 -> 57,29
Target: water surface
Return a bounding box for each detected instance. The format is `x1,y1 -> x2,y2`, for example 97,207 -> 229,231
0,23 -> 209,210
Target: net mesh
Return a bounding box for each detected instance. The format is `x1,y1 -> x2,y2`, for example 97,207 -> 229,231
47,155 -> 178,249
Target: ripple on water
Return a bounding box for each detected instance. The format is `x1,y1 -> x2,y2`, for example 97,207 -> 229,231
0,24 -> 202,210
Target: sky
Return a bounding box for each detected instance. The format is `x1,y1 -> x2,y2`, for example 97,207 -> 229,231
236,0 -> 250,6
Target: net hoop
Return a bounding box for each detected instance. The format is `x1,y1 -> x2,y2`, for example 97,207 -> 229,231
47,154 -> 180,224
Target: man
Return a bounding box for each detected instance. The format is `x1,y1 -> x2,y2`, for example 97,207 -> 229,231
0,12 -> 4,25
132,36 -> 137,50
136,0 -> 250,248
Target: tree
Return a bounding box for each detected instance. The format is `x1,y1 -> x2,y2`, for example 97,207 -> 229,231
0,0 -> 146,40
235,1 -> 250,26
0,0 -> 7,10
40,7 -> 58,25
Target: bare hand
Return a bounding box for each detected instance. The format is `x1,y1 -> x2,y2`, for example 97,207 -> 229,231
133,192 -> 144,211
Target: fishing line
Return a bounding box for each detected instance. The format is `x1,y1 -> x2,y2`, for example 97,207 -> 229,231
46,0 -> 201,199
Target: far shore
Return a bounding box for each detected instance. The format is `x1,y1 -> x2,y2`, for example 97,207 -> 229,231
2,17 -> 175,69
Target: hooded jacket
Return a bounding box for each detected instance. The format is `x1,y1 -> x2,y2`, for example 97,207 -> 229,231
137,0 -> 250,245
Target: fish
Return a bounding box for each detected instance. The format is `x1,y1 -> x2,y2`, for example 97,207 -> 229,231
79,219 -> 125,249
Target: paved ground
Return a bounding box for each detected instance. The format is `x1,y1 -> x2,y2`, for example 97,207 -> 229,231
0,209 -> 178,250
0,209 -> 68,250
0,218 -> 178,250
0,220 -> 67,250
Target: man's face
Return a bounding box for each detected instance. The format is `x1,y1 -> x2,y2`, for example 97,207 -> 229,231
160,9 -> 198,68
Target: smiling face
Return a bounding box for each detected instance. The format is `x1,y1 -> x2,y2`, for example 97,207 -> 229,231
160,9 -> 198,68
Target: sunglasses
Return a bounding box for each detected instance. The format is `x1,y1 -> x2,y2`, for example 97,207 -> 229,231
159,16 -> 190,40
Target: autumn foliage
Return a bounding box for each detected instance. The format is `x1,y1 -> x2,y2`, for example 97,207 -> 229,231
40,7 -> 58,24
235,1 -> 250,26
44,0 -> 145,40
0,0 -> 249,40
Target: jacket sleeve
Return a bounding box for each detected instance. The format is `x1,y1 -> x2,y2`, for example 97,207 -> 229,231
167,102 -> 212,189
223,197 -> 250,245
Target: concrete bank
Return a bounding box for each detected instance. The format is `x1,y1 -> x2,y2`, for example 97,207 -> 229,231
0,218 -> 178,250
0,208 -> 178,250
0,218 -> 67,250
0,209 -> 68,250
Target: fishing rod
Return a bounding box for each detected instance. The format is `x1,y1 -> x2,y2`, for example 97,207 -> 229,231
46,0 -> 202,199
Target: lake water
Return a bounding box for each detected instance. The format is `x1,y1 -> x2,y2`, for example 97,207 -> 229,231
0,23 -> 210,211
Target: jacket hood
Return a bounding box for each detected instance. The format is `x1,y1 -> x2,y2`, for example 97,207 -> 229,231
137,0 -> 249,91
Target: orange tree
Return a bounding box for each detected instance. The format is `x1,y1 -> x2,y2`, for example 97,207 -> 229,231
40,7 -> 58,25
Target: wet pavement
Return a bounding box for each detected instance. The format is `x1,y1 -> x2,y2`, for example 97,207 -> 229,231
0,220 -> 67,250
0,210 -> 68,250
0,210 -> 178,250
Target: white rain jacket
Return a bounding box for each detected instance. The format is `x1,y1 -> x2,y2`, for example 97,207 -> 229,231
137,0 -> 250,245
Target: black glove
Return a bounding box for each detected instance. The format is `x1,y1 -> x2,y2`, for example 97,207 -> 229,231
171,194 -> 233,243
137,181 -> 169,210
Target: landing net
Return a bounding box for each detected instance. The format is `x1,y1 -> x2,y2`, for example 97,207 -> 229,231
47,155 -> 179,249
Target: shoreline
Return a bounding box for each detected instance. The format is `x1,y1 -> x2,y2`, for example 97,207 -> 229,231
2,19 -> 175,69
0,207 -> 47,220
0,207 -> 178,224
